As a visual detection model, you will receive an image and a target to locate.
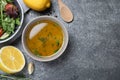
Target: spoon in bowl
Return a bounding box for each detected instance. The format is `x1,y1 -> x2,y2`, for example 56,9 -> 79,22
58,0 -> 73,22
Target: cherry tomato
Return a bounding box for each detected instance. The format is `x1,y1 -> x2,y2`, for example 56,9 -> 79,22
0,28 -> 4,37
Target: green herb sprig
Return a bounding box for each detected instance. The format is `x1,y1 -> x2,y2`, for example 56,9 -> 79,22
0,74 -> 32,80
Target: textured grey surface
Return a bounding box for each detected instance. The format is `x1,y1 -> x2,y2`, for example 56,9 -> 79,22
10,0 -> 120,80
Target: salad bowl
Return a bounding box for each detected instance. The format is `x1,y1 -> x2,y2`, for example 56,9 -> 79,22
0,0 -> 24,47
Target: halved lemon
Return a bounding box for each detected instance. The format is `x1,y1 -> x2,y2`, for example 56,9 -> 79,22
0,46 -> 25,74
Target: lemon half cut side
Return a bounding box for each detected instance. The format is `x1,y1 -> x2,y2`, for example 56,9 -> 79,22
0,46 -> 25,74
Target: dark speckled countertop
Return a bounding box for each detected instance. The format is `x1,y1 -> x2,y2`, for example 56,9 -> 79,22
2,0 -> 120,80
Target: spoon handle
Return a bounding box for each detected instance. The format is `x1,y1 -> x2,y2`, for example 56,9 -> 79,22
58,0 -> 63,8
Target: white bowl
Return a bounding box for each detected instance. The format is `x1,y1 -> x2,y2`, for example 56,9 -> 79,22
22,16 -> 69,62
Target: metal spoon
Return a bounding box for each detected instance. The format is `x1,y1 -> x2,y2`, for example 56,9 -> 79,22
58,0 -> 73,22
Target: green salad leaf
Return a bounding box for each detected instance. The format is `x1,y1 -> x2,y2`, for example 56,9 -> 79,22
6,0 -> 13,3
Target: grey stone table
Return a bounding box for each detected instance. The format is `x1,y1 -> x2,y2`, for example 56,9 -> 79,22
10,0 -> 120,80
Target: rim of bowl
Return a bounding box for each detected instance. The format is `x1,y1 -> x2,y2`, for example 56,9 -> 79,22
0,0 -> 24,43
22,16 -> 69,62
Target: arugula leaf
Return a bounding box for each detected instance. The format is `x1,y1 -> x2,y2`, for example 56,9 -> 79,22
15,17 -> 20,25
2,17 -> 15,33
1,0 -> 7,10
0,0 -> 3,23
6,0 -> 13,3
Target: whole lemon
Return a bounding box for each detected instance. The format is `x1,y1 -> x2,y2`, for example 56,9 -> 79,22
23,0 -> 51,11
